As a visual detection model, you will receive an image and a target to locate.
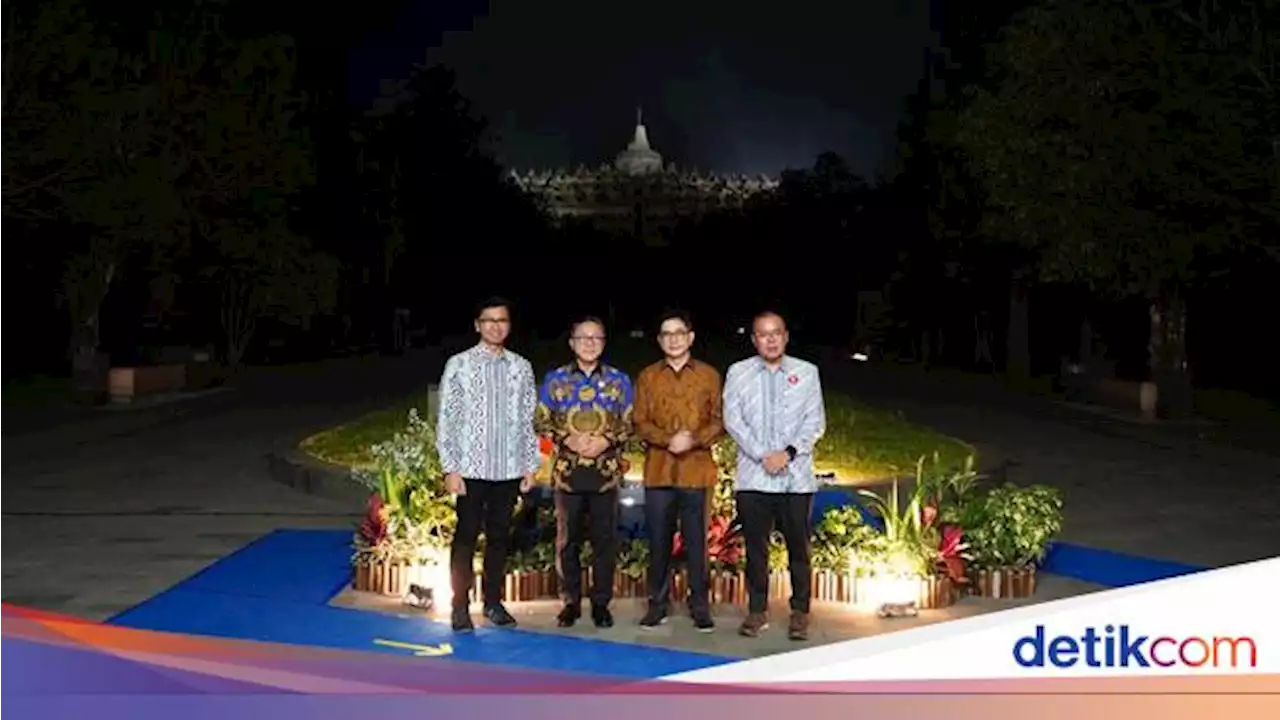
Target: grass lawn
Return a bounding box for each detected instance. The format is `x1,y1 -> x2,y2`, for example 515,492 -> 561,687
814,392 -> 974,483
298,391 -> 435,471
299,344 -> 976,484
3,375 -> 74,410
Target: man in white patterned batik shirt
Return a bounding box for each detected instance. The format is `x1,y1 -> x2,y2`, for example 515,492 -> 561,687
436,297 -> 541,633
722,310 -> 827,642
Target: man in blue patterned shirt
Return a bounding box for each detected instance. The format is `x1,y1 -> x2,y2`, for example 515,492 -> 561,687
723,310 -> 827,642
535,316 -> 634,629
436,297 -> 541,633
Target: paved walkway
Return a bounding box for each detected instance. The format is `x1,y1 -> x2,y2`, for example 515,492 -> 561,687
818,358 -> 1280,570
2,349 -> 445,620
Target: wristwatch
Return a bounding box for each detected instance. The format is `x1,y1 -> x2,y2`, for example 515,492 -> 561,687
785,445 -> 797,461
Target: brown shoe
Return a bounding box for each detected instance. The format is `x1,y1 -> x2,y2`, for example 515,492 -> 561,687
787,611 -> 810,641
738,612 -> 769,638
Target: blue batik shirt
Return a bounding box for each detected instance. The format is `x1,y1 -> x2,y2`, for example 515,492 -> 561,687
535,362 -> 634,492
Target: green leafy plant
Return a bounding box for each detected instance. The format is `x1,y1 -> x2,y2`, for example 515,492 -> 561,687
812,505 -> 878,573
617,538 -> 650,579
917,453 -> 984,521
351,409 -> 455,565
509,541 -> 556,573
767,532 -> 789,571
964,484 -> 1064,569
857,477 -> 936,578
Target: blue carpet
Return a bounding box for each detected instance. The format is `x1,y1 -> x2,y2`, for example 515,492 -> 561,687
108,530 -> 737,679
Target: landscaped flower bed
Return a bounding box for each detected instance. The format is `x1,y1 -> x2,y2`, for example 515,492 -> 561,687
346,404 -> 1063,615
301,385 -> 976,485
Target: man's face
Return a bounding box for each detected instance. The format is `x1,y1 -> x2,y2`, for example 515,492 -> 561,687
751,314 -> 788,362
474,305 -> 511,346
570,321 -> 606,365
657,318 -> 694,360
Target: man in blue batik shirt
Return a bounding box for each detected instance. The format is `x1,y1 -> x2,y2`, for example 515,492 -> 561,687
723,310 -> 826,642
535,316 -> 634,629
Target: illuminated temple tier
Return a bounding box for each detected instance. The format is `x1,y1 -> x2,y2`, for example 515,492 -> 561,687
508,110 -> 779,242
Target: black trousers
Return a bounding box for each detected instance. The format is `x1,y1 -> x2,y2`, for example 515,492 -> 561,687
555,489 -> 618,608
645,487 -> 710,613
737,490 -> 814,614
450,478 -> 522,609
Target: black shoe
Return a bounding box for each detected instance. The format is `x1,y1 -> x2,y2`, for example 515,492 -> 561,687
451,606 -> 474,633
691,608 -> 716,633
484,603 -> 517,628
638,605 -> 669,629
591,605 -> 614,628
557,603 -> 581,628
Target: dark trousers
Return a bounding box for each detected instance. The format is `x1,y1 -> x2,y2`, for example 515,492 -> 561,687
450,478 -> 522,609
645,487 -> 710,613
737,490 -> 814,614
555,489 -> 618,608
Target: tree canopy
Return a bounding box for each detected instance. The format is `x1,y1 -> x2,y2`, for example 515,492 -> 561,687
945,0 -> 1278,299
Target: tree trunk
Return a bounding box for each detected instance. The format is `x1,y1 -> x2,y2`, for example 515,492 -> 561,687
220,273 -> 256,373
1005,279 -> 1031,386
66,260 -> 116,404
1148,293 -> 1193,419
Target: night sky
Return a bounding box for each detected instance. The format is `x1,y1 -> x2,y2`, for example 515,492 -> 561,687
350,0 -> 933,177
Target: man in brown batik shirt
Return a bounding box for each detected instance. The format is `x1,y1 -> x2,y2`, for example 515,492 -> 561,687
632,309 -> 724,633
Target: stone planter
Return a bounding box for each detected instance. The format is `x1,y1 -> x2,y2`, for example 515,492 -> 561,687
107,364 -> 187,403
969,566 -> 1037,599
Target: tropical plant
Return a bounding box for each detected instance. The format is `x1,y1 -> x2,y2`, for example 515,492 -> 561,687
617,538 -> 651,579
673,514 -> 743,571
812,505 -> 879,573
351,409 -> 454,565
917,453 -> 985,517
964,483 -> 1064,569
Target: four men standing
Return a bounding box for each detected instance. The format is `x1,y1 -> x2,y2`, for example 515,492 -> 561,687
436,302 -> 826,640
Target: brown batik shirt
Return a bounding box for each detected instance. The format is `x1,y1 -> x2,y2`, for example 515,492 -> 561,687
632,358 -> 724,489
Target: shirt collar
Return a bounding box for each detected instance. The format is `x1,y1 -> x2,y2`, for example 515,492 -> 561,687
572,362 -> 604,380
663,357 -> 698,374
754,355 -> 790,373
472,343 -> 507,361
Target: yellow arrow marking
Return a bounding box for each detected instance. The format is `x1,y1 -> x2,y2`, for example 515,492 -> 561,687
372,638 -> 455,657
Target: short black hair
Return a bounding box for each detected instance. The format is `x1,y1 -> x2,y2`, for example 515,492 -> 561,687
657,308 -> 693,332
752,309 -> 786,328
570,315 -> 606,335
475,296 -> 512,319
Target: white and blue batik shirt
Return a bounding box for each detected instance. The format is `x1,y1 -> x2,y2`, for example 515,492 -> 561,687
722,355 -> 827,494
435,343 -> 542,482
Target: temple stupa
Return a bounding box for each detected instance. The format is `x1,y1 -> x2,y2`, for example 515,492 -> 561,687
508,109 -> 778,241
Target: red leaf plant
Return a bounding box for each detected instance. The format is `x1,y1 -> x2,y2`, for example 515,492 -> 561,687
357,493 -> 387,547
673,515 -> 742,568
921,501 -> 968,585
936,523 -> 969,585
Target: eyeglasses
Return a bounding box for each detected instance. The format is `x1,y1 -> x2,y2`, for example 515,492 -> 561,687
658,330 -> 689,340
